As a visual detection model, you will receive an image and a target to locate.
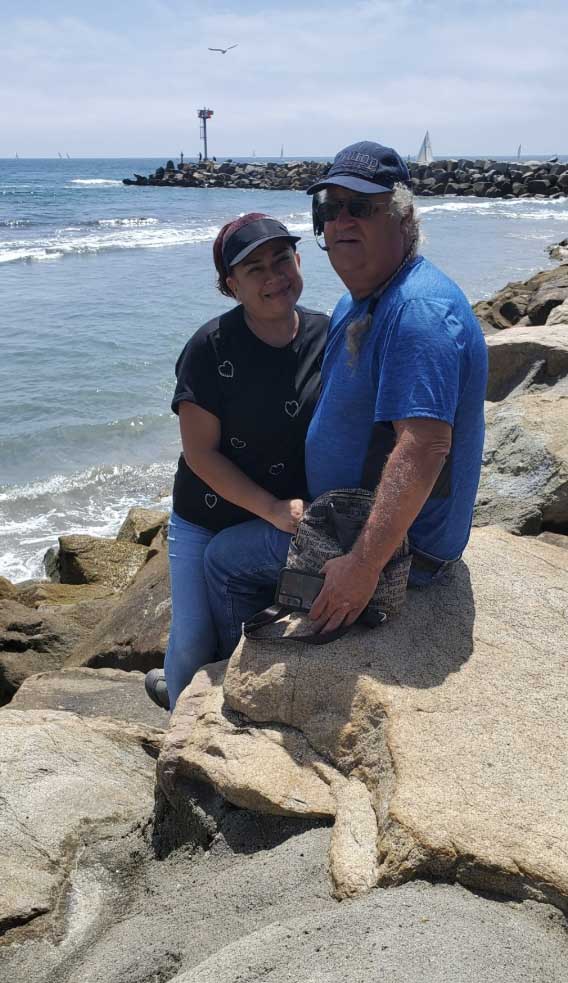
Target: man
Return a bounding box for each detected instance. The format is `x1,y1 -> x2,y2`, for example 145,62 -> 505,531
203,139 -> 487,651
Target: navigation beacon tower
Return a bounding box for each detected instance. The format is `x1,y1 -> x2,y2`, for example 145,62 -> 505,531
197,108 -> 214,160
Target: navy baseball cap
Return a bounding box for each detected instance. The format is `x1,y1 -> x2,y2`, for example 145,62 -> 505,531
307,141 -> 411,195
222,217 -> 300,271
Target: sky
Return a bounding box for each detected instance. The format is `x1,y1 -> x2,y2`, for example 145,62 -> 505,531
1,0 -> 567,158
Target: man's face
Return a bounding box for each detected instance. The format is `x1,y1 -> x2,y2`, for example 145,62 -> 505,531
318,187 -> 405,298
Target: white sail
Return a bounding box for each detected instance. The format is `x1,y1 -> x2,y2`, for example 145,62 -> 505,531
416,131 -> 433,164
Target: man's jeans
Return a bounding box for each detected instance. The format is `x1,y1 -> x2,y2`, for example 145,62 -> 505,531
203,518 -> 291,660
201,518 -> 453,662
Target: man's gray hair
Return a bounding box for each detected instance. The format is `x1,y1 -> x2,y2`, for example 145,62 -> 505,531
345,183 -> 421,360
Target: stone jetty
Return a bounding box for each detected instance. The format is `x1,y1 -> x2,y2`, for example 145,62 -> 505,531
123,156 -> 568,198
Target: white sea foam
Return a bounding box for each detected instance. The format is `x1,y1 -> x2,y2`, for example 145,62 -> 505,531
0,223 -> 219,264
0,462 -> 174,582
419,198 -> 568,220
96,216 -> 159,227
69,178 -> 123,186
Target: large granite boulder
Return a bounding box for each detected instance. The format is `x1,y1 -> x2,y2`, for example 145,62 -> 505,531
473,264 -> 568,334
11,667 -> 169,728
475,323 -> 568,534
0,709 -> 161,938
67,549 -> 171,671
57,534 -> 149,590
0,597 -> 111,704
116,506 -> 169,546
159,526 -> 568,911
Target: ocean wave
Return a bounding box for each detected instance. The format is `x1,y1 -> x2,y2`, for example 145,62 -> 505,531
0,218 -> 32,228
419,198 -> 568,219
0,222 -> 219,264
0,461 -> 174,582
96,216 -> 160,227
69,178 -> 123,186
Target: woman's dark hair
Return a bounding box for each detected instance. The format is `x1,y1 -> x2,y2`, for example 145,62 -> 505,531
212,212 -> 271,297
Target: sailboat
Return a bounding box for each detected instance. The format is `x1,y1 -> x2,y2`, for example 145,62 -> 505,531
516,144 -> 522,160
280,144 -> 284,158
416,131 -> 433,164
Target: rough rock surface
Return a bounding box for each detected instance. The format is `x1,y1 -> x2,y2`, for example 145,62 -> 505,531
164,527 -> 568,911
473,264 -> 568,334
159,664 -> 379,899
15,581 -> 115,608
0,709 -> 161,938
0,598 -> 110,703
10,667 -> 169,728
57,533 -> 149,589
0,576 -> 18,601
547,299 -> 568,325
476,324 -> 568,534
116,506 -> 169,546
4,799 -> 566,983
548,238 -> 568,262
67,549 -> 171,671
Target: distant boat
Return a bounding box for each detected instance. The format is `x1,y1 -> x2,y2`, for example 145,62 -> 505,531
58,152 -> 63,159
252,149 -> 256,157
416,131 -> 433,164
15,152 -> 19,159
517,144 -> 522,160
280,144 -> 284,158
66,153 -> 71,159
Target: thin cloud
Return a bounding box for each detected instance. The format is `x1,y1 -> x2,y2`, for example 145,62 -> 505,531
1,2 -> 566,156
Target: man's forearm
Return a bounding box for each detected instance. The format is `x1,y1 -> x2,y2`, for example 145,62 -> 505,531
351,431 -> 448,575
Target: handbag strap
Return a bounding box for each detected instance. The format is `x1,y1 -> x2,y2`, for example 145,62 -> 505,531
243,604 -> 385,646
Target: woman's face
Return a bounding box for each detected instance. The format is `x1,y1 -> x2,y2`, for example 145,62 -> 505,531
226,239 -> 303,322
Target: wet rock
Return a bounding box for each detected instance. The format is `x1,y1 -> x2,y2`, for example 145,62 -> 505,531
116,506 -> 169,546
67,549 -> 170,672
15,582 -> 115,608
473,265 -> 568,333
58,534 -> 149,590
0,598 -> 110,703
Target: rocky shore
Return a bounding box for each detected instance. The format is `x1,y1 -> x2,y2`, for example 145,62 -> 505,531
123,156 -> 568,199
2,264 -> 568,981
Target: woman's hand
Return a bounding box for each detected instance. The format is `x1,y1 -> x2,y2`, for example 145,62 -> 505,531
267,498 -> 305,533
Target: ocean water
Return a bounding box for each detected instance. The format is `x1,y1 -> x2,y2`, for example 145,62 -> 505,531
1,155 -> 568,582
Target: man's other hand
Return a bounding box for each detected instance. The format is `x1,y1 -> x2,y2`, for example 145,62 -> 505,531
309,553 -> 380,633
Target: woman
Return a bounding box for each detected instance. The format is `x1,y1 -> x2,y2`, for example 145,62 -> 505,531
146,213 -> 328,710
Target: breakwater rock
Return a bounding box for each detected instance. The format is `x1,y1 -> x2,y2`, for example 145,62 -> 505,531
2,274 -> 568,981
123,156 -> 568,198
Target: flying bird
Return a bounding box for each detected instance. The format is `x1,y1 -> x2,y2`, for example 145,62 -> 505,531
208,44 -> 238,54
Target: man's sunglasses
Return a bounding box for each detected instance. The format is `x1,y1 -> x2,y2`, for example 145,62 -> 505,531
313,192 -> 384,224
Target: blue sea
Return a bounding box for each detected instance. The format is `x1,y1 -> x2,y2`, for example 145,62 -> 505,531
1,155 -> 568,582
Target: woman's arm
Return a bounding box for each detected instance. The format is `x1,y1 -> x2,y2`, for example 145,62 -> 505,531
179,401 -> 303,533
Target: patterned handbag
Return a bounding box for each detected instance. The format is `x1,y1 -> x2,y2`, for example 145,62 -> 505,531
244,487 -> 412,645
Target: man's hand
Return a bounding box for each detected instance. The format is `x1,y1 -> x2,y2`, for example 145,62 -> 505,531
309,553 -> 380,633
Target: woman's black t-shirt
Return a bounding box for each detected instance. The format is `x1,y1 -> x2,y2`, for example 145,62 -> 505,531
171,305 -> 329,532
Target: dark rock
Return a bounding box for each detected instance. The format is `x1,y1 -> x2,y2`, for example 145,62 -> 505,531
67,549 -> 170,672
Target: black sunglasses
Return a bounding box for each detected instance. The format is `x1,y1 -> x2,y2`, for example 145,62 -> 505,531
313,192 -> 384,224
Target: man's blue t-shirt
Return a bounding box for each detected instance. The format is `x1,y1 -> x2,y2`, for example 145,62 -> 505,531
305,256 -> 488,561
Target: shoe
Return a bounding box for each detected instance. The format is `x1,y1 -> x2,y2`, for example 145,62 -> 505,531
144,669 -> 170,711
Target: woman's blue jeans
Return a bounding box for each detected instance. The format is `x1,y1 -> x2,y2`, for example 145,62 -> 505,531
164,511 -> 290,708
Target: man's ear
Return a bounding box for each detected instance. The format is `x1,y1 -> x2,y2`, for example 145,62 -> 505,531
226,275 -> 238,299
